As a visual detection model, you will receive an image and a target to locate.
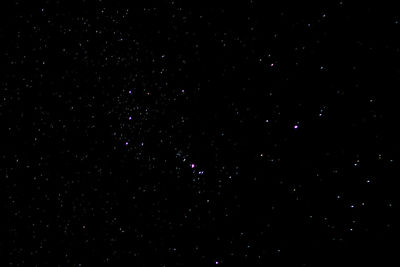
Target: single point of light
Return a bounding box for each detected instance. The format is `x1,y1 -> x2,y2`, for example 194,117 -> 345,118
125,142 -> 128,146
128,90 -> 132,94
215,261 -> 219,265
190,163 -> 195,168
294,125 -> 299,129
129,116 -> 132,120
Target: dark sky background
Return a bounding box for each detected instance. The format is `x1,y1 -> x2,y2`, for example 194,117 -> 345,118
2,5 -> 400,267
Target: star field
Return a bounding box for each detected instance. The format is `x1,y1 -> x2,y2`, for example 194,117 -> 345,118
1,5 -> 400,267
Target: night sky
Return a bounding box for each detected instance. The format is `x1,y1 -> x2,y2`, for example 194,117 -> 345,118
2,5 -> 400,266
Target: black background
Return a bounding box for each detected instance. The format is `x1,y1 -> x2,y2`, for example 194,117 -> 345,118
1,5 -> 400,266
